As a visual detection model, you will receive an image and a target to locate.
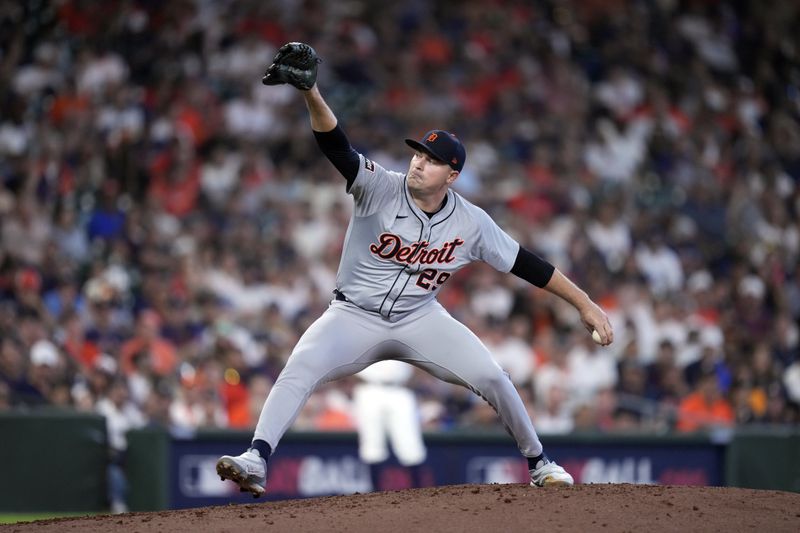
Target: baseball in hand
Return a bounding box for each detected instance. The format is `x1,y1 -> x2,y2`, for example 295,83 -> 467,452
592,329 -> 602,344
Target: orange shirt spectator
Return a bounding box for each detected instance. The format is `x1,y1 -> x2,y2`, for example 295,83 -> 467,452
676,373 -> 734,432
120,310 -> 178,378
220,369 -> 251,429
64,336 -> 101,371
148,148 -> 201,217
314,391 -> 355,431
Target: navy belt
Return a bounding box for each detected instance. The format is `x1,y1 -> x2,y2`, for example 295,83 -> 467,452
333,289 -> 348,302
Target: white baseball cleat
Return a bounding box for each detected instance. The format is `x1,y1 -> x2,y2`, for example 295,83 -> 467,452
529,460 -> 574,487
216,449 -> 267,498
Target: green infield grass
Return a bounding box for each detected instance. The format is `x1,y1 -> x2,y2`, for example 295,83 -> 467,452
0,512 -> 101,524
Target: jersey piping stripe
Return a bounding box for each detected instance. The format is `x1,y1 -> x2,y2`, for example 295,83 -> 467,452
388,219 -> 433,316
402,176 -> 427,227
378,268 -> 406,317
387,272 -> 414,316
430,192 -> 458,229
387,179 -> 453,318
380,177 -> 426,318
389,196 -> 456,316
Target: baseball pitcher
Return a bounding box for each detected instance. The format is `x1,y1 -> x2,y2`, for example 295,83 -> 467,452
217,42 -> 614,497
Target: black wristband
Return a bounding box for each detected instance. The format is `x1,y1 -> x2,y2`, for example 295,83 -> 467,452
510,246 -> 555,288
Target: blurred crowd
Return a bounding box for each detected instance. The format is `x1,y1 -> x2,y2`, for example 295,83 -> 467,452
1,0 -> 800,449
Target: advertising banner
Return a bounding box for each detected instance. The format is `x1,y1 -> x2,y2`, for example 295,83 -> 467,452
168,433 -> 725,509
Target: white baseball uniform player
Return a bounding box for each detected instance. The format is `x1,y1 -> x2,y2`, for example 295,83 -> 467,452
216,43 -> 614,497
354,360 -> 427,490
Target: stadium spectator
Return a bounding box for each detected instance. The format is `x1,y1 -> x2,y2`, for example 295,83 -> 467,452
120,309 -> 177,378
676,371 -> 734,432
95,375 -> 146,514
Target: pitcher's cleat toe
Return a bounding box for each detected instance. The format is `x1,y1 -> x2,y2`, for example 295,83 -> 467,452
529,461 -> 574,487
216,449 -> 267,497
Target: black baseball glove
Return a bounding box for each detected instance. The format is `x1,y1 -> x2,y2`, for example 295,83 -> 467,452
262,42 -> 321,90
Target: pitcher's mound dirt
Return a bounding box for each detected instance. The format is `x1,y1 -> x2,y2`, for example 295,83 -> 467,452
4,484 -> 799,532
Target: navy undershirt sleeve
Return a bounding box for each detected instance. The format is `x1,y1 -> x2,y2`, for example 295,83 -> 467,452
510,246 -> 555,288
313,125 -> 360,188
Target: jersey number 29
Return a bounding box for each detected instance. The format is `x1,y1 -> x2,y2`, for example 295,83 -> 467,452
416,269 -> 451,291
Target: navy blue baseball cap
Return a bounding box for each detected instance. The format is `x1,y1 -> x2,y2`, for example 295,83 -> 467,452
405,130 -> 466,172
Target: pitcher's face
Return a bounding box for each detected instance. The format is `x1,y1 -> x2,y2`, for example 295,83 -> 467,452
407,151 -> 458,197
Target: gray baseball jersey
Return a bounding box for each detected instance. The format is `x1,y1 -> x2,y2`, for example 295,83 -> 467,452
253,151 -> 545,460
339,154 -> 519,321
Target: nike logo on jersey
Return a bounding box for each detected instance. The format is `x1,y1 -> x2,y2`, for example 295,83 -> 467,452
395,215 -> 408,219
369,232 -> 465,265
